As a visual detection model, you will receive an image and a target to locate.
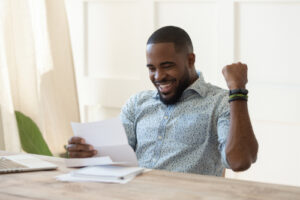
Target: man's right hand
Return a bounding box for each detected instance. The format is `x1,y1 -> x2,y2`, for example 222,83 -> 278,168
67,137 -> 97,158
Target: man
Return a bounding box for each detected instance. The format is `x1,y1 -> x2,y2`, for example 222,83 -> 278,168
67,26 -> 258,176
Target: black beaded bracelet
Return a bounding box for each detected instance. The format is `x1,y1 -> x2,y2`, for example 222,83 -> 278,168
229,89 -> 248,96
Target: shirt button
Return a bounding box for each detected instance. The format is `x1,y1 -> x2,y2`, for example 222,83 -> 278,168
164,116 -> 168,119
158,136 -> 162,140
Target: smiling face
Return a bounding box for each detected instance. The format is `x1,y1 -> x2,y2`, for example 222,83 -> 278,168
146,42 -> 197,105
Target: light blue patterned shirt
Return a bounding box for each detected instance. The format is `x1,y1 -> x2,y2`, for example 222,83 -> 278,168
120,73 -> 231,176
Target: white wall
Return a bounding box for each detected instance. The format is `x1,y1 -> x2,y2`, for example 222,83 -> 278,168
65,0 -> 300,187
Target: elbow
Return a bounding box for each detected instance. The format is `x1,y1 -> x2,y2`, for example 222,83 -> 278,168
230,160 -> 252,172
226,147 -> 258,172
226,140 -> 259,172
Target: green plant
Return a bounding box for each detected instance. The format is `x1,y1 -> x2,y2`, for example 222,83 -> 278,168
15,111 -> 52,156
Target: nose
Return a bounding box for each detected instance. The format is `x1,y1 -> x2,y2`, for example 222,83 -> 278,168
154,68 -> 166,82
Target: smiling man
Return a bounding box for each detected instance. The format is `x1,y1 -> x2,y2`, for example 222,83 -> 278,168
67,26 -> 258,176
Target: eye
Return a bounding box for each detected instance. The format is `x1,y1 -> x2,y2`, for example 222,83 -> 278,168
162,64 -> 175,69
147,66 -> 156,72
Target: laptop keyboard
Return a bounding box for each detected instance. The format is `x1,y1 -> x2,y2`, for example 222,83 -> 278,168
0,157 -> 28,173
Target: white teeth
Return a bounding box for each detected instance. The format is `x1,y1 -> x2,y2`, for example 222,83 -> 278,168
159,83 -> 171,88
159,83 -> 172,87
157,81 -> 174,93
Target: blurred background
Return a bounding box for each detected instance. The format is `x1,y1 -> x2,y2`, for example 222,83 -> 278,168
0,0 -> 299,187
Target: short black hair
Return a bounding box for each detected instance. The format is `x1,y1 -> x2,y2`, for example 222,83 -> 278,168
147,26 -> 193,53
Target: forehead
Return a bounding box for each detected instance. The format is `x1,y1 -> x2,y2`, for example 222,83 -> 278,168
146,43 -> 177,60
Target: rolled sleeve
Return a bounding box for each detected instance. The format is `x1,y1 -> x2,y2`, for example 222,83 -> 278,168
217,94 -> 231,169
120,95 -> 137,151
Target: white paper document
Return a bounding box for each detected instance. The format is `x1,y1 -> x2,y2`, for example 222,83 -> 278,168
66,118 -> 138,167
65,156 -> 113,168
73,166 -> 144,180
56,173 -> 134,184
56,166 -> 144,184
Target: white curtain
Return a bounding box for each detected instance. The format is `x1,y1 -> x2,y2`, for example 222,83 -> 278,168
0,0 -> 80,155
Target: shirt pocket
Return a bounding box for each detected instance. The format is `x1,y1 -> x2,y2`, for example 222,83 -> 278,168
171,113 -> 209,145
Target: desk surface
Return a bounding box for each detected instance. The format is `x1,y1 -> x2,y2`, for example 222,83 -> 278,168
1,151 -> 300,200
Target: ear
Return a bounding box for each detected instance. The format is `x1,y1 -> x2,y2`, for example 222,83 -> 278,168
187,53 -> 195,68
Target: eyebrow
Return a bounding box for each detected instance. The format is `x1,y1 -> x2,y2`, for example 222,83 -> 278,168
146,64 -> 153,67
160,61 -> 175,66
146,61 -> 175,67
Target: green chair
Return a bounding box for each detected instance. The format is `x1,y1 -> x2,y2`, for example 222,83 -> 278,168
15,111 -> 52,156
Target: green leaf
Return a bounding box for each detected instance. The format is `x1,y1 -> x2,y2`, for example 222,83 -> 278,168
15,111 -> 52,156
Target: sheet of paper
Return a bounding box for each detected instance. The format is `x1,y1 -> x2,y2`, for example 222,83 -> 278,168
56,173 -> 134,184
72,166 -> 144,179
56,168 -> 152,184
71,118 -> 128,146
65,156 -> 113,168
96,144 -> 138,166
70,118 -> 138,166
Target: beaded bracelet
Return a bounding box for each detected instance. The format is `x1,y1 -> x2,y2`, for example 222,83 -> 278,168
229,89 -> 248,96
228,93 -> 248,103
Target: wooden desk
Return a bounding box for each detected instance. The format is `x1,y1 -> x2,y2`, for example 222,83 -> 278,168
1,151 -> 300,200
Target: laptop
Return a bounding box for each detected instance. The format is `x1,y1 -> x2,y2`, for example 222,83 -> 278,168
0,154 -> 57,174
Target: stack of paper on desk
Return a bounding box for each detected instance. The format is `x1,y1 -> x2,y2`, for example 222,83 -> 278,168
73,166 -> 144,180
57,118 -> 143,183
65,118 -> 138,167
64,156 -> 113,168
56,166 -> 145,184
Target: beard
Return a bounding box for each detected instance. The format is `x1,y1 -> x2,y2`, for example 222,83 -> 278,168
158,69 -> 191,105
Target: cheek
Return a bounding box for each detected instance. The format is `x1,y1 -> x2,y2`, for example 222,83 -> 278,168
171,70 -> 183,82
149,72 -> 155,83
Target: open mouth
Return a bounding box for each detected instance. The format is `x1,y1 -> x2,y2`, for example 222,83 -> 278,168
156,80 -> 175,94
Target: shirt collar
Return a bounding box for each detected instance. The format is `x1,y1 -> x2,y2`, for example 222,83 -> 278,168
184,71 -> 208,97
152,71 -> 208,99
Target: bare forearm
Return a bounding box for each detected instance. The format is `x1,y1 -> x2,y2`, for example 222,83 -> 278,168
226,100 -> 258,171
222,62 -> 258,171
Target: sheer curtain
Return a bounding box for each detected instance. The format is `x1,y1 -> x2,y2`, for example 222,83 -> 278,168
0,0 -> 80,155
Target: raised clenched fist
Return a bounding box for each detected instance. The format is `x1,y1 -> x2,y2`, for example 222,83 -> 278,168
222,62 -> 248,90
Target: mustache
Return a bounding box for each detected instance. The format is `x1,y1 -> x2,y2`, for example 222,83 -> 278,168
154,79 -> 176,85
